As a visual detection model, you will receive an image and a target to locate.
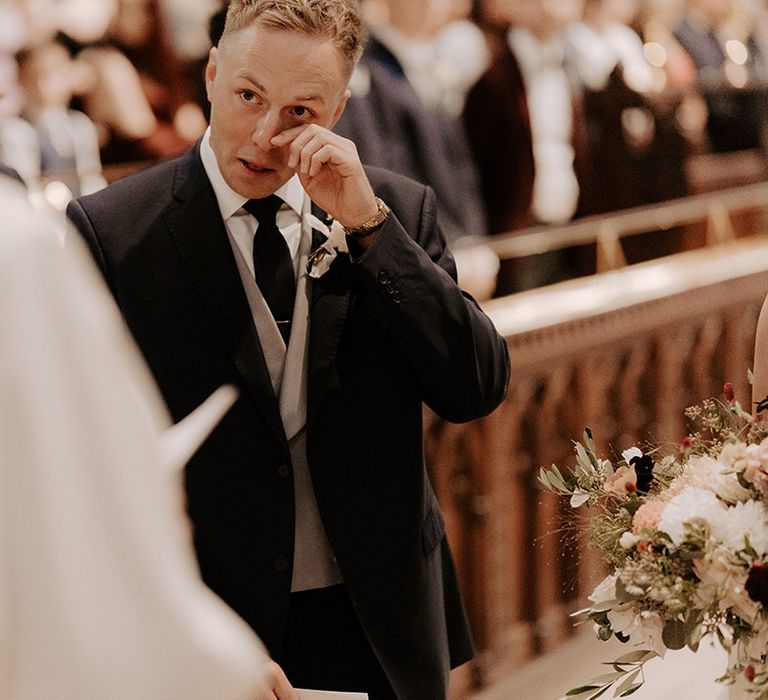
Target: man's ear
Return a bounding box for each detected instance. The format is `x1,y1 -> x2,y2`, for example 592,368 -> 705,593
329,88 -> 351,129
204,47 -> 218,102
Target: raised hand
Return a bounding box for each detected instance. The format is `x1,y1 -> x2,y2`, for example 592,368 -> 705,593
271,124 -> 378,229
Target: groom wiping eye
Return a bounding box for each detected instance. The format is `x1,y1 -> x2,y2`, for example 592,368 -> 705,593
67,1 -> 510,698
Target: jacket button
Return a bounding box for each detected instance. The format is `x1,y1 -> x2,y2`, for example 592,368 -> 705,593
274,555 -> 289,572
377,270 -> 390,284
277,464 -> 290,479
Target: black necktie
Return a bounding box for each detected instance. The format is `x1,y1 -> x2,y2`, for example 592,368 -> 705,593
244,195 -> 295,345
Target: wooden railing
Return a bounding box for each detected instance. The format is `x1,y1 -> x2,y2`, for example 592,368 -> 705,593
432,239 -> 768,697
457,180 -> 768,276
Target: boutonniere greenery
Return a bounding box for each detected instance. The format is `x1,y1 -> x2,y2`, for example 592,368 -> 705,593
304,214 -> 348,279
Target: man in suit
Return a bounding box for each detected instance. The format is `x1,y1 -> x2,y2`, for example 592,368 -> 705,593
67,1 -> 510,698
333,7 -> 487,246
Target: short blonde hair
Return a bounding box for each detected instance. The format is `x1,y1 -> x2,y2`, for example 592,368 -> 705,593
222,0 -> 366,73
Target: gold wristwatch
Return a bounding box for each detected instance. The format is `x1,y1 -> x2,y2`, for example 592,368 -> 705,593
344,197 -> 390,238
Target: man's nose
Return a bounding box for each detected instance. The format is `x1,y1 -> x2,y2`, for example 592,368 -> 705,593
251,110 -> 282,151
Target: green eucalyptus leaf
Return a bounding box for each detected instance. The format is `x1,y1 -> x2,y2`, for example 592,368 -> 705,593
566,690 -> 605,700
587,672 -> 625,685
615,577 -> 639,603
615,669 -> 642,695
613,650 -> 655,664
598,626 -> 613,641
583,427 -> 598,463
567,685 -> 602,695
687,620 -> 703,652
662,619 -> 689,650
571,492 -> 591,508
575,443 -> 593,472
591,599 -> 619,613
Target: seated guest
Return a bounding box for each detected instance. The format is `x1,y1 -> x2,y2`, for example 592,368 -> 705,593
76,0 -> 207,164
334,0 -> 487,244
464,0 -> 589,235
566,0 -> 656,95
0,52 -> 39,183
566,0 -> 690,217
13,40 -> 106,197
463,0 -> 589,291
675,0 -> 768,153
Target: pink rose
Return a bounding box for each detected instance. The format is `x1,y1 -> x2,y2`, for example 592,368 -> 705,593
604,465 -> 637,495
632,501 -> 666,535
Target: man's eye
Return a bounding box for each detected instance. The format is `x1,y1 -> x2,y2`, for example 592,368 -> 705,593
241,90 -> 255,102
292,106 -> 311,118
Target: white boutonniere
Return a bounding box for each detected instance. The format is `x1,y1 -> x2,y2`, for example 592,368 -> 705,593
305,213 -> 348,279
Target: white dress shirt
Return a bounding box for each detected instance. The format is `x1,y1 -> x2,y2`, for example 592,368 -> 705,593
200,127 -> 305,278
509,28 -> 580,225
200,128 -> 343,593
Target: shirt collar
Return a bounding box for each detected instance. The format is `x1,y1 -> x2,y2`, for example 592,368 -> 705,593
199,127 -> 305,221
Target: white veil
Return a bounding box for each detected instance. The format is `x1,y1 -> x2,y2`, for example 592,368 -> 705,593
0,178 -> 269,700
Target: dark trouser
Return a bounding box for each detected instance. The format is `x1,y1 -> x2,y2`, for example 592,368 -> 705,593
276,584 -> 398,700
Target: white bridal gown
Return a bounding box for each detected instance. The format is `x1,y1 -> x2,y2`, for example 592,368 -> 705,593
0,178 -> 270,700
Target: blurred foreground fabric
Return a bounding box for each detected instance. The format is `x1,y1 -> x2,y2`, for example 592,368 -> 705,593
0,178 -> 269,700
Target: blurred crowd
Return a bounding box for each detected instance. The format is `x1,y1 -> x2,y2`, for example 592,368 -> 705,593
2,0 -> 768,291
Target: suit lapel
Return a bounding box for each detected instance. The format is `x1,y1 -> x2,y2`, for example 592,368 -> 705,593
163,148 -> 287,446
307,202 -> 352,433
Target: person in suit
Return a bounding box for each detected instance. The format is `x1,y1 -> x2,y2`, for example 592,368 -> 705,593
333,0 -> 488,245
674,0 -> 768,154
463,0 -> 592,293
67,1 -> 510,699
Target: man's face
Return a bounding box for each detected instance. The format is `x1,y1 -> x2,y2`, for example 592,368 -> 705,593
205,23 -> 351,199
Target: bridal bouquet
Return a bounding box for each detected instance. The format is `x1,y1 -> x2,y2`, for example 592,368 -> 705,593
540,384 -> 768,698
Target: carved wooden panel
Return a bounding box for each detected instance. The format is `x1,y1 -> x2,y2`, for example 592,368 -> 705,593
434,241 -> 768,697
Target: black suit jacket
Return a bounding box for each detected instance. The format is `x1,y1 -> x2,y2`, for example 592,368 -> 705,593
67,145 -> 510,700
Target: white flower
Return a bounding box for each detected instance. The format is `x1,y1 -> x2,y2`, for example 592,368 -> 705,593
710,500 -> 768,556
620,531 -> 640,549
742,616 -> 768,659
622,447 -> 643,463
306,243 -> 338,278
569,491 -> 590,508
608,605 -> 666,657
719,442 -> 748,469
304,214 -> 348,279
694,551 -> 759,621
588,573 -> 618,607
657,488 -> 726,546
305,214 -> 348,253
665,456 -> 751,504
597,458 -> 613,477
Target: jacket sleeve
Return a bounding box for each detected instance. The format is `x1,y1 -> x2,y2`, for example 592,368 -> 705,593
66,198 -> 111,284
350,182 -> 510,423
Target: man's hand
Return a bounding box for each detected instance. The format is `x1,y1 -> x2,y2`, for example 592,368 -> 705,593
263,660 -> 298,700
271,125 -> 378,229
